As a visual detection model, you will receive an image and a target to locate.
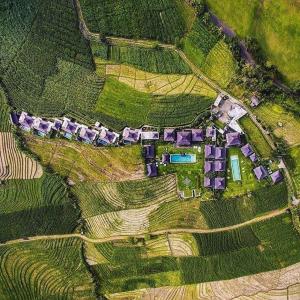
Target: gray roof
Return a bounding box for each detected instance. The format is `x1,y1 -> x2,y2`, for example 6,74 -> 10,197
64,121 -> 79,134
206,127 -> 216,138
99,129 -> 117,144
20,114 -> 34,128
80,128 -> 97,142
123,128 -> 140,143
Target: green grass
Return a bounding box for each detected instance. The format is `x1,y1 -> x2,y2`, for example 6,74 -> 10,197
80,0 -> 195,43
0,174 -> 79,242
239,116 -> 273,158
73,175 -> 179,217
286,145 -> 300,191
183,18 -> 237,88
95,77 -> 214,130
0,88 -> 12,132
92,42 -> 191,74
0,238 -> 95,299
206,0 -> 300,84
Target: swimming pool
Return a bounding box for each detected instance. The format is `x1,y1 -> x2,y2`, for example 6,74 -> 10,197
170,154 -> 196,164
230,155 -> 241,181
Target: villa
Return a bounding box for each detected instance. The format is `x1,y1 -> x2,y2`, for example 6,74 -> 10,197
205,144 -> 215,159
19,112 -> 35,131
214,160 -> 226,172
204,177 -> 214,188
98,127 -> 119,145
62,118 -> 81,139
146,163 -> 158,177
141,131 -> 159,140
214,177 -> 225,190
52,119 -> 62,131
226,132 -> 241,147
164,128 -> 176,142
206,127 -> 216,141
10,112 -> 19,125
33,118 -> 54,136
204,161 -> 214,174
191,128 -> 205,142
241,143 -> 254,157
176,131 -> 192,147
122,127 -> 141,144
144,145 -> 155,159
250,95 -> 261,108
162,153 -> 170,164
249,152 -> 258,162
215,147 -> 226,160
253,165 -> 268,180
270,170 -> 283,184
79,127 -> 99,144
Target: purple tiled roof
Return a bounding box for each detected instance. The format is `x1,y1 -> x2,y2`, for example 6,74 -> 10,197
80,128 -> 97,142
270,170 -> 283,184
64,121 -> 78,134
53,120 -> 62,130
226,132 -> 241,147
204,161 -> 214,174
123,128 -> 140,143
10,112 -> 19,125
191,129 -> 204,142
249,152 -> 257,162
241,143 -> 253,157
99,129 -> 116,144
20,115 -> 34,128
147,163 -> 158,177
205,145 -> 215,159
37,120 -> 51,133
176,131 -> 192,147
144,145 -> 155,159
206,127 -> 216,138
215,147 -> 226,160
214,177 -> 225,190
204,177 -> 214,188
214,160 -> 226,172
162,153 -> 170,164
164,128 -> 176,142
253,166 -> 268,180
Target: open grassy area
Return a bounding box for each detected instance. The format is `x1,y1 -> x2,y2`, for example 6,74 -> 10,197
239,116 -> 273,158
0,89 -> 12,132
254,102 -> 300,146
95,77 -> 214,130
25,135 -> 144,183
80,0 -> 195,43
286,145 -> 300,191
206,0 -> 300,84
0,238 -> 95,299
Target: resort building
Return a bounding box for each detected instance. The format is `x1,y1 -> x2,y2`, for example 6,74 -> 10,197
241,143 -> 254,157
163,128 -> 176,142
10,112 -> 19,125
253,165 -> 268,180
146,163 -> 158,177
204,161 -> 214,174
270,170 -> 283,184
206,127 -> 217,141
205,145 -> 215,159
122,127 -> 141,144
226,132 -> 241,147
52,119 -> 62,131
214,160 -> 226,172
33,118 -> 54,136
141,131 -> 159,140
144,145 -> 155,159
161,153 -> 170,164
214,177 -> 225,190
176,131 -> 192,147
249,152 -> 258,162
61,117 -> 81,139
79,127 -> 99,144
19,112 -> 35,131
191,128 -> 205,142
250,96 -> 261,108
215,147 -> 226,160
98,127 -> 119,145
204,177 -> 214,188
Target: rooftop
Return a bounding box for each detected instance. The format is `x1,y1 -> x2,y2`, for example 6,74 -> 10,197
214,177 -> 225,190
215,147 -> 226,160
144,145 -> 155,159
191,128 -> 205,142
226,132 -> 241,147
79,127 -> 98,143
164,128 -> 176,142
270,170 -> 283,184
204,177 -> 214,188
141,131 -> 159,140
147,163 -> 158,177
204,161 -> 214,174
123,127 -> 140,143
241,143 -> 254,157
176,131 -> 192,147
214,160 -> 226,172
253,165 -> 268,180
205,144 -> 215,159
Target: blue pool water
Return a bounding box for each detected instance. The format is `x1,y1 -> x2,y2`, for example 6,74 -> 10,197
170,154 -> 196,164
230,155 -> 241,181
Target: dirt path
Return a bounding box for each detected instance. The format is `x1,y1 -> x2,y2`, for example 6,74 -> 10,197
1,207 -> 289,247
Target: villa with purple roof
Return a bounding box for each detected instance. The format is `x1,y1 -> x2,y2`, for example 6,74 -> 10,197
214,160 -> 226,172
52,119 -> 62,131
226,132 -> 241,147
214,177 -> 225,190
205,145 -> 215,159
241,143 -> 254,157
10,112 -> 19,125
204,161 -> 214,174
164,128 -> 176,142
253,165 -> 268,180
204,177 -> 214,188
98,127 -> 119,145
176,131 -> 192,147
33,118 -> 54,136
144,145 -> 155,159
162,153 -> 170,164
62,118 -> 80,139
146,163 -> 158,177
191,128 -> 205,142
206,127 -> 216,140
215,147 -> 226,160
270,170 -> 283,184
249,152 -> 258,162
122,127 -> 141,144
79,127 -> 98,144
19,112 -> 35,131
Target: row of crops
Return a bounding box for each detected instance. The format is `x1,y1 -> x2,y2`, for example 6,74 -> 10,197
92,42 -> 191,74
73,175 -> 179,217
0,238 -> 95,299
0,89 -> 12,132
80,0 -> 194,43
87,214 -> 300,294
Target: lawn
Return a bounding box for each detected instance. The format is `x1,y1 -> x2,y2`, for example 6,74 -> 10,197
286,145 -> 300,191
239,116 -> 273,158
254,102 -> 300,146
223,147 -> 266,198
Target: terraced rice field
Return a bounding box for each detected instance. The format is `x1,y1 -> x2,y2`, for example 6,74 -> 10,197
73,175 -> 179,216
25,135 -> 144,183
0,238 -> 95,299
0,133 -> 43,180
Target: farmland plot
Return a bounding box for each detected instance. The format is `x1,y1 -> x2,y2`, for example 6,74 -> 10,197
0,238 -> 95,299
0,133 -> 42,180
